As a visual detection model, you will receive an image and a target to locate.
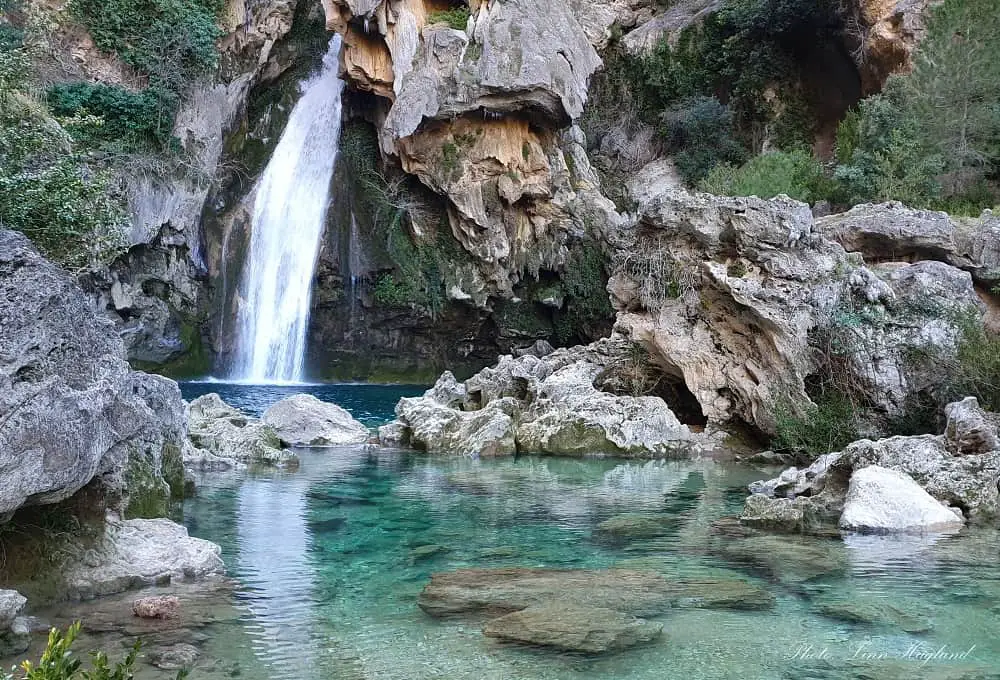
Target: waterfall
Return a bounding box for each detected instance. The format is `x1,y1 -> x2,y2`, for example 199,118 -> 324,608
231,36 -> 344,383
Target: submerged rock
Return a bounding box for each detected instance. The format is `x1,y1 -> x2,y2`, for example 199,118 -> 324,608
812,595 -> 932,633
595,513 -> 674,540
418,568 -> 773,617
262,394 -> 369,447
66,518 -> 224,600
839,466 -> 965,534
132,594 -> 181,619
186,394 -> 295,466
482,603 -> 663,654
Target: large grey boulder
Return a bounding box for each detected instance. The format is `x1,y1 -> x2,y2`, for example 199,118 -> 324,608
482,603 -> 663,654
262,394 -> 369,447
839,466 -> 965,533
65,518 -> 224,600
944,396 -> 998,455
186,393 -> 295,466
0,230 -> 186,521
392,338 -> 698,458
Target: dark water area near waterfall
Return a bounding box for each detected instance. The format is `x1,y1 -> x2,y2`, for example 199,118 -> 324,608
180,381 -> 426,426
12,384 -> 1000,680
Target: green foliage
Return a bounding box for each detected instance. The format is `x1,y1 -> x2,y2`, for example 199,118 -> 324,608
4,622 -> 189,680
699,149 -> 833,203
772,392 -> 861,456
896,0 -> 1000,194
69,0 -> 221,94
943,314 -> 1000,413
426,6 -> 470,31
833,0 -> 1000,210
833,93 -> 944,206
0,24 -> 23,52
48,83 -> 174,151
373,273 -> 420,307
662,96 -> 747,185
0,48 -> 29,96
341,122 -> 467,314
553,243 -> 613,345
65,0 -> 222,151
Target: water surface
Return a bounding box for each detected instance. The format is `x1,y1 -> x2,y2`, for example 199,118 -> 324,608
16,384 -> 1000,679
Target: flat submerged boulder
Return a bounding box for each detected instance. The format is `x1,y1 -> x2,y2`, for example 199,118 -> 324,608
262,394 -> 369,446
482,603 -> 663,654
417,568 -> 773,617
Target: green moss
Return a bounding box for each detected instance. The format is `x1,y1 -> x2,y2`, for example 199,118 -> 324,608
427,6 -> 470,30
123,447 -> 170,519
133,317 -> 211,378
317,351 -> 454,384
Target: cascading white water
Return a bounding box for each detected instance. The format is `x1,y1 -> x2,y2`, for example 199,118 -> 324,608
231,36 -> 344,383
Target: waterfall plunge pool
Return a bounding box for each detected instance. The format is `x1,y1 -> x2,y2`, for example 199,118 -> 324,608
12,383 -> 1000,679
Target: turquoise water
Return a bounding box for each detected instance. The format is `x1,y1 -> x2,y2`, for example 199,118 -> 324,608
16,385 -> 1000,679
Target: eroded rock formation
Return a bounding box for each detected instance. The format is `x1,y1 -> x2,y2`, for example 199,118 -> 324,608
383,337 -> 705,457
322,0 -> 618,303
0,230 -> 187,520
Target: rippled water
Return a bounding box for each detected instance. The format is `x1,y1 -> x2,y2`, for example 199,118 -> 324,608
14,385 -> 1000,679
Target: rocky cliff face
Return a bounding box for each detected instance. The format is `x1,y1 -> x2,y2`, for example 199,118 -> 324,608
81,0 -> 305,373
0,230 -> 187,522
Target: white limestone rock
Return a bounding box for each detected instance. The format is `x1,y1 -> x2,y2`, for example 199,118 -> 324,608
262,394 -> 369,447
839,466 -> 965,533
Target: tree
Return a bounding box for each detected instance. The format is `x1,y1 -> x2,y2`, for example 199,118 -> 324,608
895,0 -> 1000,194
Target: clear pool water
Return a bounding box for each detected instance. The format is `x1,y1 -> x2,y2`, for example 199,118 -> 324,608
13,384 -> 1000,679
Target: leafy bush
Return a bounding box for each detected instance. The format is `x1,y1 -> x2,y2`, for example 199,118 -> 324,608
69,0 -> 221,94
3,622 -> 189,679
66,0 -> 222,150
48,83 -> 174,151
661,96 -> 747,184
0,52 -> 128,269
426,6 -> 470,31
833,93 -> 944,206
552,243 -> 613,344
941,314 -> 1000,413
699,149 -> 833,203
771,392 -> 861,456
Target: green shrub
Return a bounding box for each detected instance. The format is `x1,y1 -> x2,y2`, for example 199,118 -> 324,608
552,242 -> 613,344
771,392 -> 861,456
48,82 -> 174,151
661,96 -> 747,184
4,621 -> 189,679
426,6 -> 470,31
699,149 -> 834,203
0,102 -> 128,269
67,0 -> 222,149
70,0 -> 221,93
942,314 -> 1000,413
833,93 -> 944,206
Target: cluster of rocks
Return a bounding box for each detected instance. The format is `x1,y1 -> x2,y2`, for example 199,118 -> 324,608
741,397 -> 1000,533
184,392 -> 371,470
417,567 -> 772,654
380,337 -> 712,458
